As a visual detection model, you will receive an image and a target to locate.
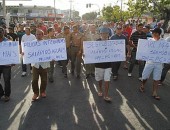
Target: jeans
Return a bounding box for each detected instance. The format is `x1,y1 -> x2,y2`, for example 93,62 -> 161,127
112,62 -> 121,76
61,48 -> 71,75
128,51 -> 145,77
48,61 -> 54,80
0,66 -> 11,97
70,46 -> 82,75
32,66 -> 48,95
160,63 -> 170,82
21,58 -> 32,72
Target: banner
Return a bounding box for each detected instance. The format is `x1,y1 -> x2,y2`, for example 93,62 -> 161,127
83,40 -> 126,64
22,38 -> 67,64
0,41 -> 20,65
136,39 -> 170,63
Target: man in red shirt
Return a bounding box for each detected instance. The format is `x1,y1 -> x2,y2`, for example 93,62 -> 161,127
38,22 -> 47,35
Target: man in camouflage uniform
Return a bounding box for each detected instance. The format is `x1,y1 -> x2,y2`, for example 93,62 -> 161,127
70,25 -> 84,78
44,27 -> 56,83
84,24 -> 100,78
57,26 -> 71,78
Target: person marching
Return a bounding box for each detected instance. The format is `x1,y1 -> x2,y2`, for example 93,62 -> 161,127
70,25 -> 84,78
139,28 -> 164,100
84,24 -> 100,79
110,25 -> 129,80
44,27 -> 56,83
22,29 -> 50,101
94,27 -> 112,102
0,27 -> 13,102
57,26 -> 71,78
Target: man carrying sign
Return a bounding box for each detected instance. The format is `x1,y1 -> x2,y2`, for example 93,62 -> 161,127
110,25 -> 129,80
0,27 -> 12,102
70,25 -> 84,78
128,23 -> 147,80
22,29 -> 50,101
44,27 -> 56,83
140,28 -> 163,100
84,24 -> 100,79
94,27 -> 112,102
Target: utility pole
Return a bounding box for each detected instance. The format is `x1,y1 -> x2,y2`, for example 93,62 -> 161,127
54,0 -> 56,21
3,0 -> 6,18
121,0 -> 123,21
69,0 -> 73,21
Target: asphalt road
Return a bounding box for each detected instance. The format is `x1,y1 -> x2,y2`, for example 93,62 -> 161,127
0,62 -> 170,130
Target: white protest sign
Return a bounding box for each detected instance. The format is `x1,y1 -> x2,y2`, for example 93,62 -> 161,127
136,39 -> 170,63
0,41 -> 20,65
22,38 -> 67,64
83,40 -> 126,64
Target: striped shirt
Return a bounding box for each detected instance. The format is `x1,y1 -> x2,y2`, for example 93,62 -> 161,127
130,31 -> 147,51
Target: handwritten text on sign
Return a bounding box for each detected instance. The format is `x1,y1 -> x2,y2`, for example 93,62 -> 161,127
83,40 -> 126,64
0,41 -> 20,65
136,39 -> 170,63
22,38 -> 67,64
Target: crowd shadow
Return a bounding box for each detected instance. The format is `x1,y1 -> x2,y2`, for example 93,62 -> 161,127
1,63 -> 170,130
0,65 -> 32,130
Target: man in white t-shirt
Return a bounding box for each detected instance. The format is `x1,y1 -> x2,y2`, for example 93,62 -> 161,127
21,27 -> 36,76
139,28 -> 163,100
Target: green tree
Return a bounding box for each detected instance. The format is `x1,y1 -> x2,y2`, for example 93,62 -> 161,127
82,12 -> 97,20
126,0 -> 170,30
102,5 -> 130,22
102,6 -> 113,21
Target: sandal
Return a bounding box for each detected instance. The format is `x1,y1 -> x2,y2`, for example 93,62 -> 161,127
104,97 -> 111,102
98,92 -> 103,97
139,86 -> 145,93
152,95 -> 160,100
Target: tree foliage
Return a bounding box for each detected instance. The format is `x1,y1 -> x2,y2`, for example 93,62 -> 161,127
126,0 -> 170,29
102,5 -> 130,22
102,0 -> 170,29
82,12 -> 97,20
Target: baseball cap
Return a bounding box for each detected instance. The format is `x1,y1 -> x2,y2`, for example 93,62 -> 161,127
100,27 -> 109,33
143,25 -> 150,29
151,28 -> 162,35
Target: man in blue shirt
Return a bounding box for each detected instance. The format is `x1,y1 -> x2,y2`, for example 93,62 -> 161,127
110,25 -> 129,80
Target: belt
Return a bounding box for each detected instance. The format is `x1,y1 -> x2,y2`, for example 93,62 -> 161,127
71,45 -> 79,47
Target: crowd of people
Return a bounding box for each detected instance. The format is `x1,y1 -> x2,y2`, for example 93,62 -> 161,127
0,19 -> 170,103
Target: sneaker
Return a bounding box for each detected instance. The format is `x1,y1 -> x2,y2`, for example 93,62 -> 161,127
49,78 -> 54,83
21,72 -> 27,77
86,74 -> 90,79
4,96 -> 10,102
1,95 -> 5,100
138,77 -> 143,82
32,94 -> 39,101
128,73 -> 132,77
41,92 -> 46,98
113,76 -> 118,80
91,73 -> 95,77
64,74 -> 68,78
76,74 -> 80,78
71,70 -> 74,75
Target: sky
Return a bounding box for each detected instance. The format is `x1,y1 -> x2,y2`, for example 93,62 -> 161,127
3,0 -> 128,16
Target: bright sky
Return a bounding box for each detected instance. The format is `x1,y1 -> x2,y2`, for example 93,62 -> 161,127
4,0 -> 127,16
